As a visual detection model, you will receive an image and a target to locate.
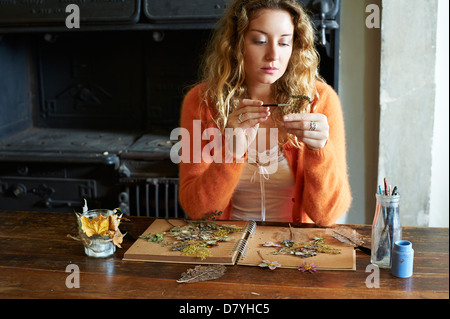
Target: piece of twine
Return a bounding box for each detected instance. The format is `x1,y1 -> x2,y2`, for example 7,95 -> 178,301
67,232 -> 112,253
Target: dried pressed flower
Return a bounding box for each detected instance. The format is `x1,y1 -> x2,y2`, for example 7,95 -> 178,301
140,233 -> 164,243
281,239 -> 295,247
262,242 -> 282,247
181,243 -> 212,260
257,250 -> 281,270
294,248 -> 317,258
259,260 -> 281,270
298,262 -> 318,273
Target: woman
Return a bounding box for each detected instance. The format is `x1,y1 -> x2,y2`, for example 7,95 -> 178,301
178,0 -> 351,226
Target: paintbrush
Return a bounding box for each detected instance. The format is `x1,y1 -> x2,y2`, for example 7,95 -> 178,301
262,104 -> 290,107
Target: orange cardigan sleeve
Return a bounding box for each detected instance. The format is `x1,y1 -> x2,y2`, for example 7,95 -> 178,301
178,84 -> 243,220
289,81 -> 352,226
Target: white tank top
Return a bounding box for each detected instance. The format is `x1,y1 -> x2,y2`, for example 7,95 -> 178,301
232,146 -> 295,222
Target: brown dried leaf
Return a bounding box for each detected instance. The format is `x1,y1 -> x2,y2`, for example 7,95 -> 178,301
177,265 -> 226,284
110,229 -> 126,248
108,214 -> 121,232
325,226 -> 364,247
81,215 -> 109,237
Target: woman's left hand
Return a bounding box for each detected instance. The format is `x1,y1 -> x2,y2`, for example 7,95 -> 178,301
283,113 -> 329,150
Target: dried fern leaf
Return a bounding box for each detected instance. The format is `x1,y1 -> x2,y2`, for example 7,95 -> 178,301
177,265 -> 226,284
326,226 -> 364,247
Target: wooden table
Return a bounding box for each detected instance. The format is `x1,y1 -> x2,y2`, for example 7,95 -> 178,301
0,210 -> 448,303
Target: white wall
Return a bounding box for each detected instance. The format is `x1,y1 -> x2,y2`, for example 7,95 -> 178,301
338,0 -> 448,227
338,0 -> 381,225
429,0 -> 449,227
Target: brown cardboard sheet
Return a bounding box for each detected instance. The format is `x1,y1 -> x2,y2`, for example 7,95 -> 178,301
236,225 -> 356,270
123,219 -> 356,271
123,219 -> 249,265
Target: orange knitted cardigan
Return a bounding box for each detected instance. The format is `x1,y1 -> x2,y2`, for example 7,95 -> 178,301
178,81 -> 352,226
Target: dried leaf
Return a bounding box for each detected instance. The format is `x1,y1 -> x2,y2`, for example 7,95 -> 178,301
82,199 -> 88,213
177,265 -> 226,284
108,214 -> 121,232
108,212 -> 128,247
80,214 -> 110,237
325,226 -> 364,247
111,229 -> 126,248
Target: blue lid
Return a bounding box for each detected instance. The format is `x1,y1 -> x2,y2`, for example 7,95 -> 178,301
394,240 -> 412,252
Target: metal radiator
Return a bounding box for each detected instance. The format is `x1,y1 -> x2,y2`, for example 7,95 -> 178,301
120,177 -> 187,218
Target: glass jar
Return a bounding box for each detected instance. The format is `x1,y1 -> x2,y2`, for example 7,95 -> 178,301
76,209 -> 116,258
371,194 -> 401,268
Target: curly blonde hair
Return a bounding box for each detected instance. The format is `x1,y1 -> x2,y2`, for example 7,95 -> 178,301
200,0 -> 321,136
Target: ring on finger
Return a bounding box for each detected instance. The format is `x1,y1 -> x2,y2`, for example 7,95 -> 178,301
238,113 -> 243,123
310,121 -> 317,131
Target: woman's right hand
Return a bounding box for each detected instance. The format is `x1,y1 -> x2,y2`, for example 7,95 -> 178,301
224,99 -> 270,159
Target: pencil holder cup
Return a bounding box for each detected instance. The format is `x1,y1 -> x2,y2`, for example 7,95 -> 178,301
371,194 -> 402,268
76,209 -> 116,258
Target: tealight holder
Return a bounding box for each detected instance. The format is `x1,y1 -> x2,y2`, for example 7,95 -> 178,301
76,209 -> 116,258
